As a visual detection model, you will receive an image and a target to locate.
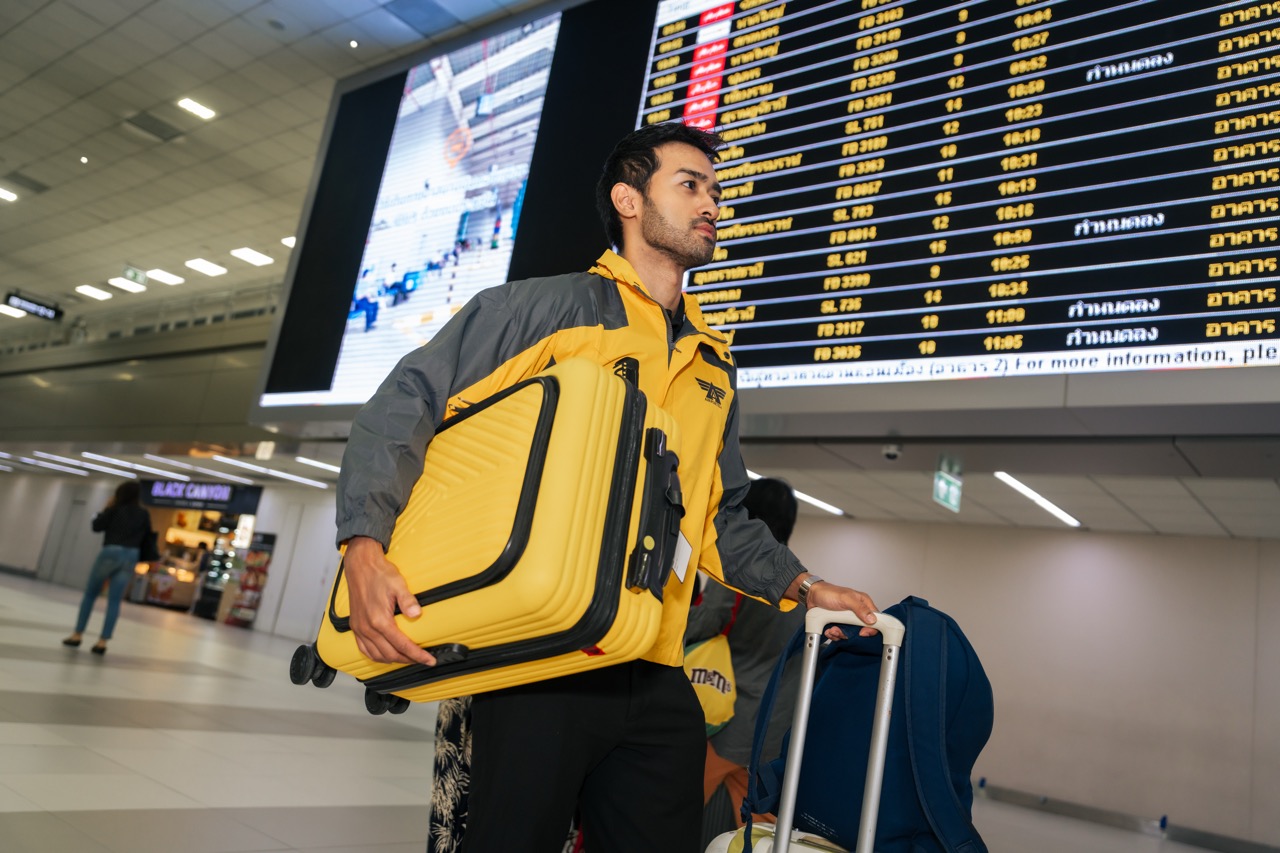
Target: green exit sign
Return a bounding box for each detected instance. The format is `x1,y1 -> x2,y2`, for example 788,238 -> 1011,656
934,452 -> 963,513
933,471 -> 962,513
124,265 -> 148,285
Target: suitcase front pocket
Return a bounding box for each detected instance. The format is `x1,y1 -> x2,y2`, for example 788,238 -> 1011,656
360,378 -> 655,693
327,375 -> 560,632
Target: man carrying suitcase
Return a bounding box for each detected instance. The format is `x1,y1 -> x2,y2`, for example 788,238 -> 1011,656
335,122 -> 881,853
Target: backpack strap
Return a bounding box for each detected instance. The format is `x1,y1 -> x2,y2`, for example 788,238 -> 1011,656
901,597 -> 987,853
741,622 -> 807,852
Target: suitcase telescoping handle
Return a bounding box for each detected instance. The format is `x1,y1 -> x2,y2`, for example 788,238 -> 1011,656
772,608 -> 906,853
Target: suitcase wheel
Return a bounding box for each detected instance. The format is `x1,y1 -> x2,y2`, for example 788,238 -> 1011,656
364,690 -> 409,715
289,644 -> 318,685
290,644 -> 336,688
364,687 -> 393,715
312,664 -> 336,689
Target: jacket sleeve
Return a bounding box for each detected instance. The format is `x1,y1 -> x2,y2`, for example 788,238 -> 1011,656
684,579 -> 738,644
700,381 -> 804,608
91,507 -> 113,533
335,284 -> 557,548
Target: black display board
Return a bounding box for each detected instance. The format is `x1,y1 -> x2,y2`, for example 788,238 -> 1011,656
638,0 -> 1280,386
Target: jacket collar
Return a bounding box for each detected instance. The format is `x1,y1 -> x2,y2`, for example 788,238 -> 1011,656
589,250 -> 730,353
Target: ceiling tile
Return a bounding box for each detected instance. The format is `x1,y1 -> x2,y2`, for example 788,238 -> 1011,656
1093,477 -> 1194,499
40,1 -> 111,46
64,0 -> 140,29
1182,479 -> 1280,499
135,4 -> 209,42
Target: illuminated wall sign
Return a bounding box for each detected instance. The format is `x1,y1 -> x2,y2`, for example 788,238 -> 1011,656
5,291 -> 62,322
141,479 -> 263,514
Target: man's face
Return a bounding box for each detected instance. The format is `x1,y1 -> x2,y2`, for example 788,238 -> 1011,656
637,142 -> 722,269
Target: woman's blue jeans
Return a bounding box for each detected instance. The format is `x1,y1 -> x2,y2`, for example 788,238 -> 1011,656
74,545 -> 139,640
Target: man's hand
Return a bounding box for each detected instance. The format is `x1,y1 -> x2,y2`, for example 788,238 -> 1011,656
343,536 -> 436,666
785,572 -> 880,639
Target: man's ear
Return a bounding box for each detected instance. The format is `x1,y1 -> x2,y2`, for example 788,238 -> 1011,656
610,182 -> 641,224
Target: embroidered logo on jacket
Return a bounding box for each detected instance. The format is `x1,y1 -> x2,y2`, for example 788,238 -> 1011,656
696,378 -> 727,406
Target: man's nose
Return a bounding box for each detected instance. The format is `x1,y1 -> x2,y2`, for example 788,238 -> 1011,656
701,196 -> 719,221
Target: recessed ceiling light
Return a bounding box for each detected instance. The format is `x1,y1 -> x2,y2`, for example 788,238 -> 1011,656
147,268 -> 184,285
211,454 -> 268,473
107,276 -> 146,293
745,469 -> 846,516
19,456 -> 89,476
994,471 -> 1082,528
177,97 -> 216,120
296,456 -> 341,473
35,450 -> 135,479
144,453 -> 196,470
230,247 -> 274,266
185,258 -> 227,276
80,156 -> 89,164
192,465 -> 256,485
0,304 -> 26,318
76,284 -> 113,300
281,236 -> 296,248
83,452 -> 192,481
0,188 -> 16,202
349,40 -> 358,48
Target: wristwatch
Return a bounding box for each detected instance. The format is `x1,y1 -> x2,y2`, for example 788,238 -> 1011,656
796,574 -> 824,608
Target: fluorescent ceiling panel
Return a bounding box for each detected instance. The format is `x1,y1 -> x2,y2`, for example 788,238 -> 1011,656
185,258 -> 227,276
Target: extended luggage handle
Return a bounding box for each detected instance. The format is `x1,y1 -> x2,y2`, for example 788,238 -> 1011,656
772,608 -> 905,853
805,607 -> 905,647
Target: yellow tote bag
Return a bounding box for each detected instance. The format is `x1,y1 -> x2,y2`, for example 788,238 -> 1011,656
685,633 -> 736,736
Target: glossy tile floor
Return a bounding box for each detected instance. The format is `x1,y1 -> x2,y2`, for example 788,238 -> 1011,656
0,572 -> 1225,853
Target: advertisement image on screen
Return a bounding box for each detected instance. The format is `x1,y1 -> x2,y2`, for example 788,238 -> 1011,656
261,14 -> 561,409
638,0 -> 1280,388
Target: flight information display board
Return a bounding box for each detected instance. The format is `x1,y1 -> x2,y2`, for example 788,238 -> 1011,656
638,0 -> 1280,387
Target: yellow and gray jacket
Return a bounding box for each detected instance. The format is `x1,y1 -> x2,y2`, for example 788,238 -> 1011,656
337,250 -> 802,666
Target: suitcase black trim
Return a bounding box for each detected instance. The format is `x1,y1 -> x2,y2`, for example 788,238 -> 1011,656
360,382 -> 655,695
327,374 -> 561,633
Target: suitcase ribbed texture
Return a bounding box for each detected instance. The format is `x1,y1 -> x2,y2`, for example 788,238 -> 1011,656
315,359 -> 680,702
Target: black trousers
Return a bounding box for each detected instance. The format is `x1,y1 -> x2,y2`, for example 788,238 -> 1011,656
461,660 -> 705,853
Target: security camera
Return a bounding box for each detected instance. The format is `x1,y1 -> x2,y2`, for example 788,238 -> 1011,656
881,443 -> 902,461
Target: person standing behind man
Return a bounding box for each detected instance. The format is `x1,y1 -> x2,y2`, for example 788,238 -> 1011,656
685,477 -> 806,842
63,480 -> 152,655
335,122 -> 881,853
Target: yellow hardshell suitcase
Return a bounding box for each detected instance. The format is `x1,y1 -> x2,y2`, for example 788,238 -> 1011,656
290,358 -> 685,713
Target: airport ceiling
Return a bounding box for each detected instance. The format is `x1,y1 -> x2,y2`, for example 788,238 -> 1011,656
1,1 -> 1279,540
0,0 -> 553,332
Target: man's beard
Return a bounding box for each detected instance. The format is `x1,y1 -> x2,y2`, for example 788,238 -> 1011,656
640,202 -> 716,269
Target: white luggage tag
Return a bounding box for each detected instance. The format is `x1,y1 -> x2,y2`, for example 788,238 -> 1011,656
672,532 -> 693,583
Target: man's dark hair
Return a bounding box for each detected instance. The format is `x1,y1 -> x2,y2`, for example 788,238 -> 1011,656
595,123 -> 724,249
114,480 -> 141,506
742,477 -> 798,545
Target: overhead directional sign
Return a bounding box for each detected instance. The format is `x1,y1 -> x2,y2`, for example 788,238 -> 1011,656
5,291 -> 62,322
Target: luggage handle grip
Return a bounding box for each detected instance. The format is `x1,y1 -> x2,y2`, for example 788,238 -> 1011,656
805,607 -> 904,647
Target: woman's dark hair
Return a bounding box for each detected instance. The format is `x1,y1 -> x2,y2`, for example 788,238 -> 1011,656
742,477 -> 798,545
114,480 -> 141,506
595,123 -> 723,249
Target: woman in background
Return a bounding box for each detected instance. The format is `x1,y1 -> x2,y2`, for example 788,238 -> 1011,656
62,480 -> 152,655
